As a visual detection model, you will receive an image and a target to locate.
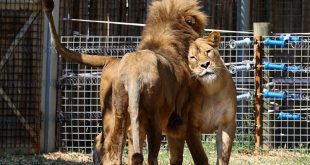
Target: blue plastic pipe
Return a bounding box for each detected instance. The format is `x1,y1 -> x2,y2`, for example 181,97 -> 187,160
263,89 -> 287,99
278,111 -> 301,120
279,34 -> 300,42
264,38 -> 287,47
287,65 -> 301,71
287,93 -> 303,99
264,62 -> 287,71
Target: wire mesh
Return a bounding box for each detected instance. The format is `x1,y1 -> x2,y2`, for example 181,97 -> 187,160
0,1 -> 43,153
57,36 -> 140,153
218,35 -> 255,150
55,0 -> 310,155
58,0 -> 310,36
261,35 -> 310,151
59,0 -> 146,36
57,34 -> 256,153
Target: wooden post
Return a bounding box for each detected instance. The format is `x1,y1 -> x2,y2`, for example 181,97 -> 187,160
253,23 -> 270,36
254,35 -> 263,153
253,22 -> 270,153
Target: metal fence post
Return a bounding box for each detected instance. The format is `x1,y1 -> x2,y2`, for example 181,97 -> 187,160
41,0 -> 60,153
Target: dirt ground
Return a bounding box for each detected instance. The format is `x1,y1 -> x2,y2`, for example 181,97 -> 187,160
1,150 -> 310,165
0,152 -> 92,165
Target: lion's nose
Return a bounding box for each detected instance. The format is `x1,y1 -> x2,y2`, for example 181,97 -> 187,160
200,61 -> 210,69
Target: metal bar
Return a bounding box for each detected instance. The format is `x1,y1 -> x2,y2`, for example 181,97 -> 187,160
41,0 -> 59,153
0,11 -> 39,72
63,18 -> 253,34
254,35 -> 264,152
0,0 -> 37,2
0,87 -> 38,143
237,0 -> 250,31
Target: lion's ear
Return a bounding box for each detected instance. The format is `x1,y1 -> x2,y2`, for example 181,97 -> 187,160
205,31 -> 221,47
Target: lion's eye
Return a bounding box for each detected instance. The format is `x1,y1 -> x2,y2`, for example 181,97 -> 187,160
184,16 -> 196,26
205,50 -> 211,55
189,56 -> 196,60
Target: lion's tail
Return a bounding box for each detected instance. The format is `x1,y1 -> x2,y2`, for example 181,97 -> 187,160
42,0 -> 118,68
127,80 -> 144,164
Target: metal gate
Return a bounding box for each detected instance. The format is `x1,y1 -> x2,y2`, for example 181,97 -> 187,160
0,1 -> 43,153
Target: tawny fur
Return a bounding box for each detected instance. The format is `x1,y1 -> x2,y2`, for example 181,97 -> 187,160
187,32 -> 237,165
42,0 -> 118,68
94,33 -> 237,165
42,0 -> 207,164
105,0 -> 206,164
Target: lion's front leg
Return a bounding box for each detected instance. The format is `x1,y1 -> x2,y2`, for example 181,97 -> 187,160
103,114 -> 127,165
216,123 -> 236,165
166,122 -> 188,165
167,134 -> 185,165
186,126 -> 208,165
93,132 -> 104,165
103,89 -> 129,165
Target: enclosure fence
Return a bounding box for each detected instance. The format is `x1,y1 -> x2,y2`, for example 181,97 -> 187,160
0,0 -> 43,154
57,36 -> 140,153
260,35 -> 310,151
55,33 -> 310,154
56,34 -> 257,154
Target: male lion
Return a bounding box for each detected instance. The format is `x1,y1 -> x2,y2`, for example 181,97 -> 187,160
186,32 -> 237,165
94,32 -> 237,165
42,0 -> 207,164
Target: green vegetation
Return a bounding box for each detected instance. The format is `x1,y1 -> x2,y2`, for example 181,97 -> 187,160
151,143 -> 310,165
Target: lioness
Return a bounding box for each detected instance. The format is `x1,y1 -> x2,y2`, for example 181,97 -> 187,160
42,0 -> 207,164
186,32 -> 237,165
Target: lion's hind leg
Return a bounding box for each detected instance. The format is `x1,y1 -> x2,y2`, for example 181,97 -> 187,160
145,116 -> 162,165
216,123 -> 236,165
127,80 -> 144,165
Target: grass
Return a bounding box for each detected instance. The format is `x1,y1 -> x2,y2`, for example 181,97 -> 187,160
1,145 -> 310,165
154,142 -> 310,165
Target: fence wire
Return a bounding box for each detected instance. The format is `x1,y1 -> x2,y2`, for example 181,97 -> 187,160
58,34 -> 310,154
0,1 -> 43,153
261,35 -> 310,151
57,35 -> 255,153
